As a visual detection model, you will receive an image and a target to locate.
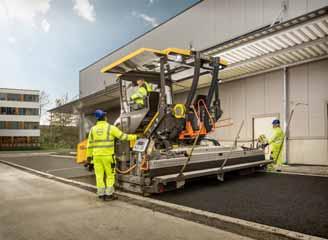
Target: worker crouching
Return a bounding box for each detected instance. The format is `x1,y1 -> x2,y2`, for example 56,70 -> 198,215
259,119 -> 284,171
268,119 -> 284,171
87,109 -> 137,200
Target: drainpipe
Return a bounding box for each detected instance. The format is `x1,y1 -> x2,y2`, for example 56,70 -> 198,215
79,112 -> 85,142
283,67 -> 289,164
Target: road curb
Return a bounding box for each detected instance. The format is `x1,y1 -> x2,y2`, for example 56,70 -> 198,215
0,152 -> 56,158
50,154 -> 76,159
0,159 -> 325,240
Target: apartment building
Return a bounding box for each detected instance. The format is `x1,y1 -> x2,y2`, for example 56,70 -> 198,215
0,88 -> 40,149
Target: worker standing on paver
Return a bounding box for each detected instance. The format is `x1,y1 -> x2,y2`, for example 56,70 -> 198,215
268,119 -> 284,171
87,109 -> 137,200
130,79 -> 152,109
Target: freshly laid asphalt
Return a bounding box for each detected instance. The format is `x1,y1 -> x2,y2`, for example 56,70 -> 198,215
1,154 -> 328,238
153,172 -> 328,238
0,155 -> 93,179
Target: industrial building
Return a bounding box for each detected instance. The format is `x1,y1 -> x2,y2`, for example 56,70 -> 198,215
0,88 -> 40,149
51,0 -> 328,166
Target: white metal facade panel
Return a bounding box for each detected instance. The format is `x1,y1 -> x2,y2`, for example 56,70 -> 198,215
307,0 -> 328,12
288,59 -> 328,139
308,60 -> 328,137
264,70 -> 284,114
288,65 -> 309,137
289,139 -> 327,165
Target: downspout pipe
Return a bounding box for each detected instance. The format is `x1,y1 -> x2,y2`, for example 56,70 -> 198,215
79,112 -> 85,141
283,67 -> 288,164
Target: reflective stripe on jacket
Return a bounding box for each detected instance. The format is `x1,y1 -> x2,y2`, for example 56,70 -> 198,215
130,82 -> 152,106
269,127 -> 284,164
269,127 -> 284,148
87,121 -> 137,157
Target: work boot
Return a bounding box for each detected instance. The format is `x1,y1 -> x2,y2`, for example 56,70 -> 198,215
104,194 -> 117,201
98,195 -> 106,201
276,165 -> 282,172
266,164 -> 275,172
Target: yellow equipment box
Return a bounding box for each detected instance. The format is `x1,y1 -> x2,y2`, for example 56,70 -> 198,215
76,139 -> 87,164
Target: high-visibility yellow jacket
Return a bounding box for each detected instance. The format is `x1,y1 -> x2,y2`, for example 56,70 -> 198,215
269,127 -> 284,147
269,127 -> 284,160
87,121 -> 137,157
130,82 -> 152,106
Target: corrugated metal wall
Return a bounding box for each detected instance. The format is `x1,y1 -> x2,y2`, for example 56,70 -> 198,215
80,0 -> 328,98
288,59 -> 328,165
174,59 -> 328,165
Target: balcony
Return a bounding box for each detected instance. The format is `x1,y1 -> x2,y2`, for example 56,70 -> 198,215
0,115 -> 40,122
0,100 -> 40,109
0,129 -> 40,137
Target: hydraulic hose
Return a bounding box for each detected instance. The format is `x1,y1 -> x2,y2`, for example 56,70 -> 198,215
116,164 -> 136,174
185,51 -> 201,109
206,57 -> 220,109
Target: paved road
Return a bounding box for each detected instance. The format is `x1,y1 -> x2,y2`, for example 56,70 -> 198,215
2,154 -> 328,238
0,163 -> 252,240
152,172 -> 328,239
0,155 -> 93,178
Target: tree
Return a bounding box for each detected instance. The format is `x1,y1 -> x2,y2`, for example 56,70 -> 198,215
42,93 -> 79,149
49,94 -> 76,127
39,90 -> 50,123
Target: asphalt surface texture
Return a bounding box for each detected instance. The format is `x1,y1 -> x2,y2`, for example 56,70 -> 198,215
1,154 -> 328,238
0,155 -> 93,179
153,172 -> 328,238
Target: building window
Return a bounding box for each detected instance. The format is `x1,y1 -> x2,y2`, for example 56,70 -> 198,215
14,137 -> 27,144
0,121 -> 5,129
8,122 -> 20,129
7,94 -> 21,101
0,93 -> 6,100
0,107 -> 17,115
24,122 -> 39,129
0,137 -> 12,144
30,137 -> 40,143
19,108 -> 26,115
0,107 -> 38,115
24,94 -> 39,102
25,108 -> 39,115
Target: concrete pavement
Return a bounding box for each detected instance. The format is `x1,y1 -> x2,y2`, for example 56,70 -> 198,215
279,164 -> 328,177
0,163 -> 252,240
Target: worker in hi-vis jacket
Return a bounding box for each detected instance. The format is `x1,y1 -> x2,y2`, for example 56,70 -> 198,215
130,79 -> 152,109
87,109 -> 137,200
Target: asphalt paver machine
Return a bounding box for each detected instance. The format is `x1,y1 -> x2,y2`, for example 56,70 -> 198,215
100,48 -> 271,194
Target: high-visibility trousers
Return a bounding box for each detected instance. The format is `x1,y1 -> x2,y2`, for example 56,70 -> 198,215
271,144 -> 283,166
93,155 -> 115,196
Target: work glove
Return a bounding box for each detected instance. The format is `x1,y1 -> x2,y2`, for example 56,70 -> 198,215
84,157 -> 94,172
84,162 -> 94,172
87,156 -> 93,163
262,143 -> 269,148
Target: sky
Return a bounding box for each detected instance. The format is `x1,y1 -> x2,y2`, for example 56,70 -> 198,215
0,0 -> 199,116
